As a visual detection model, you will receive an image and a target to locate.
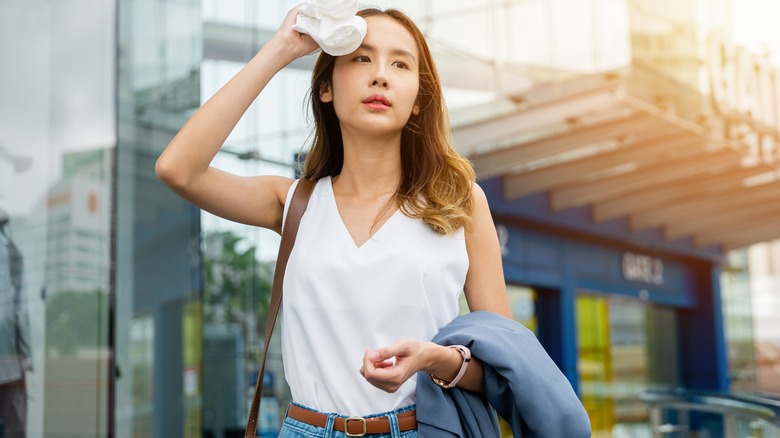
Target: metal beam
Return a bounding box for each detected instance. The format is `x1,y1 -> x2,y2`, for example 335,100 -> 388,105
455,87 -> 626,155
723,228 -> 780,251
593,165 -> 772,223
503,128 -> 694,200
550,148 -> 741,211
509,69 -> 627,108
450,70 -> 629,128
630,179 -> 780,231
665,201 -> 780,242
473,113 -> 660,181
696,215 -> 780,248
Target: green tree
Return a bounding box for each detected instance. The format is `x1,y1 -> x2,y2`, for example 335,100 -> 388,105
202,231 -> 274,335
46,290 -> 107,356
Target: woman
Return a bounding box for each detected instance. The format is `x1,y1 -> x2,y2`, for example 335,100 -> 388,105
157,6 -> 513,437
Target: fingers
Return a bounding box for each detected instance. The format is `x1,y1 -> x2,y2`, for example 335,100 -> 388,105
275,5 -> 319,58
361,349 -> 386,376
281,4 -> 303,28
361,351 -> 403,393
359,340 -> 421,393
372,340 -> 412,363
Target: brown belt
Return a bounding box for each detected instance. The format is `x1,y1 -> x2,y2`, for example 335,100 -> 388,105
286,404 -> 417,437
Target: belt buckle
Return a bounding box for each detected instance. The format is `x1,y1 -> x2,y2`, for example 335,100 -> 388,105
345,416 -> 367,437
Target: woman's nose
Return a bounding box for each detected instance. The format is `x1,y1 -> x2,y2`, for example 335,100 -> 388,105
370,65 -> 389,88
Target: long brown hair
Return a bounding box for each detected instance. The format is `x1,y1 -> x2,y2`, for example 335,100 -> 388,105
303,8 -> 475,235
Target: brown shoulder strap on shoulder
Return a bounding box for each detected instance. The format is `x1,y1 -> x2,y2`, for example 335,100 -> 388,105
245,178 -> 315,438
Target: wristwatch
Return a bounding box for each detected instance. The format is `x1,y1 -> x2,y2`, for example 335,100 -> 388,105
430,345 -> 471,389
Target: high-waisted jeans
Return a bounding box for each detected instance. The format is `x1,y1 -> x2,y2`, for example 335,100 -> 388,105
277,402 -> 418,438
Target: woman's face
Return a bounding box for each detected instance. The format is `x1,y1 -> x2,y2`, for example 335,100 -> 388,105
323,15 -> 421,138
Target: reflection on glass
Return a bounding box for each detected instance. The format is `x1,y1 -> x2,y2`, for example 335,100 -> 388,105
201,231 -> 282,437
116,0 -> 202,436
3,148 -> 113,437
458,284 -> 536,333
0,209 -> 32,438
577,294 -> 678,438
2,0 -> 115,431
1,149 -> 113,438
507,285 -> 537,333
130,315 -> 154,437
183,300 -> 203,438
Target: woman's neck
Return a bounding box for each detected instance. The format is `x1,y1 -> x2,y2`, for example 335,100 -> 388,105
335,132 -> 403,198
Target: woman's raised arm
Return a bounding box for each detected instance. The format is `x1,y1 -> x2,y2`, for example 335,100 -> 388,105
155,7 -> 318,233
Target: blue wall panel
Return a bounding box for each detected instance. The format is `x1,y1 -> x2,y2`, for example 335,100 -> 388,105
485,175 -> 730,395
498,219 -> 697,307
480,177 -> 724,261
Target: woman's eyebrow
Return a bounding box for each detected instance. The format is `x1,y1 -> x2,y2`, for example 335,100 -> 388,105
358,43 -> 417,62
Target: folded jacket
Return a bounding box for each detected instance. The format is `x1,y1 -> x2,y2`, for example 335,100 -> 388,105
416,311 -> 592,437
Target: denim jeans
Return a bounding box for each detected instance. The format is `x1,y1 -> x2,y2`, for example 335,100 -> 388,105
278,402 -> 418,438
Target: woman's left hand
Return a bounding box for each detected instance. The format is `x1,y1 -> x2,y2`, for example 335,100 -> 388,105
361,338 -> 486,393
360,339 -> 432,393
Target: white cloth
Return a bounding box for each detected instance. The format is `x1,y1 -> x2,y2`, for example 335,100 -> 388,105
280,177 -> 469,416
292,0 -> 367,56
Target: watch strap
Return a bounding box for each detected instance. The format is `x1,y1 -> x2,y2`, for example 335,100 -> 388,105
431,345 -> 471,389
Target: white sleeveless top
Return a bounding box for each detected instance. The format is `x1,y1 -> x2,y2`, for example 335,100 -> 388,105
280,177 -> 469,416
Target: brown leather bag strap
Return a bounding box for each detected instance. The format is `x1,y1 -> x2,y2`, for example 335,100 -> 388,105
245,178 -> 315,438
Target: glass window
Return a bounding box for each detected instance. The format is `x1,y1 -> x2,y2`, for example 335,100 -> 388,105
721,249 -> 758,392
115,1 -> 202,437
0,1 -> 115,436
577,293 -> 679,438
507,285 -> 538,333
746,243 -> 780,395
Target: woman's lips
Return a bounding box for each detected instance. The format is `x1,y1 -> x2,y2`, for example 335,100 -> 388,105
363,94 -> 391,109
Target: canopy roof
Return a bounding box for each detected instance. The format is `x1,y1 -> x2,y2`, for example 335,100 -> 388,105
456,63 -> 779,253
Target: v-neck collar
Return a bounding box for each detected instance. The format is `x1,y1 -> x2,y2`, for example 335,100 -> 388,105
325,176 -> 401,249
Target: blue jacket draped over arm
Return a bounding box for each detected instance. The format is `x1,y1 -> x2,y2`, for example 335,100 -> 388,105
416,311 -> 591,437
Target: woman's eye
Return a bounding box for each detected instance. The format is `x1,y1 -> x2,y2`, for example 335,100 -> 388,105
392,61 -> 409,69
355,56 -> 370,62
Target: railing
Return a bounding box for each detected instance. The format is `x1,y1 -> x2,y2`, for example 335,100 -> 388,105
641,390 -> 780,437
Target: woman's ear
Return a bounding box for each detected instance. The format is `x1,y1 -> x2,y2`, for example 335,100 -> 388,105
319,83 -> 333,103
412,96 -> 421,115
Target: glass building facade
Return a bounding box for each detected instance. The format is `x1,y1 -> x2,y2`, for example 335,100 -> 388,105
2,0 -> 780,437
1,0 -> 115,437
